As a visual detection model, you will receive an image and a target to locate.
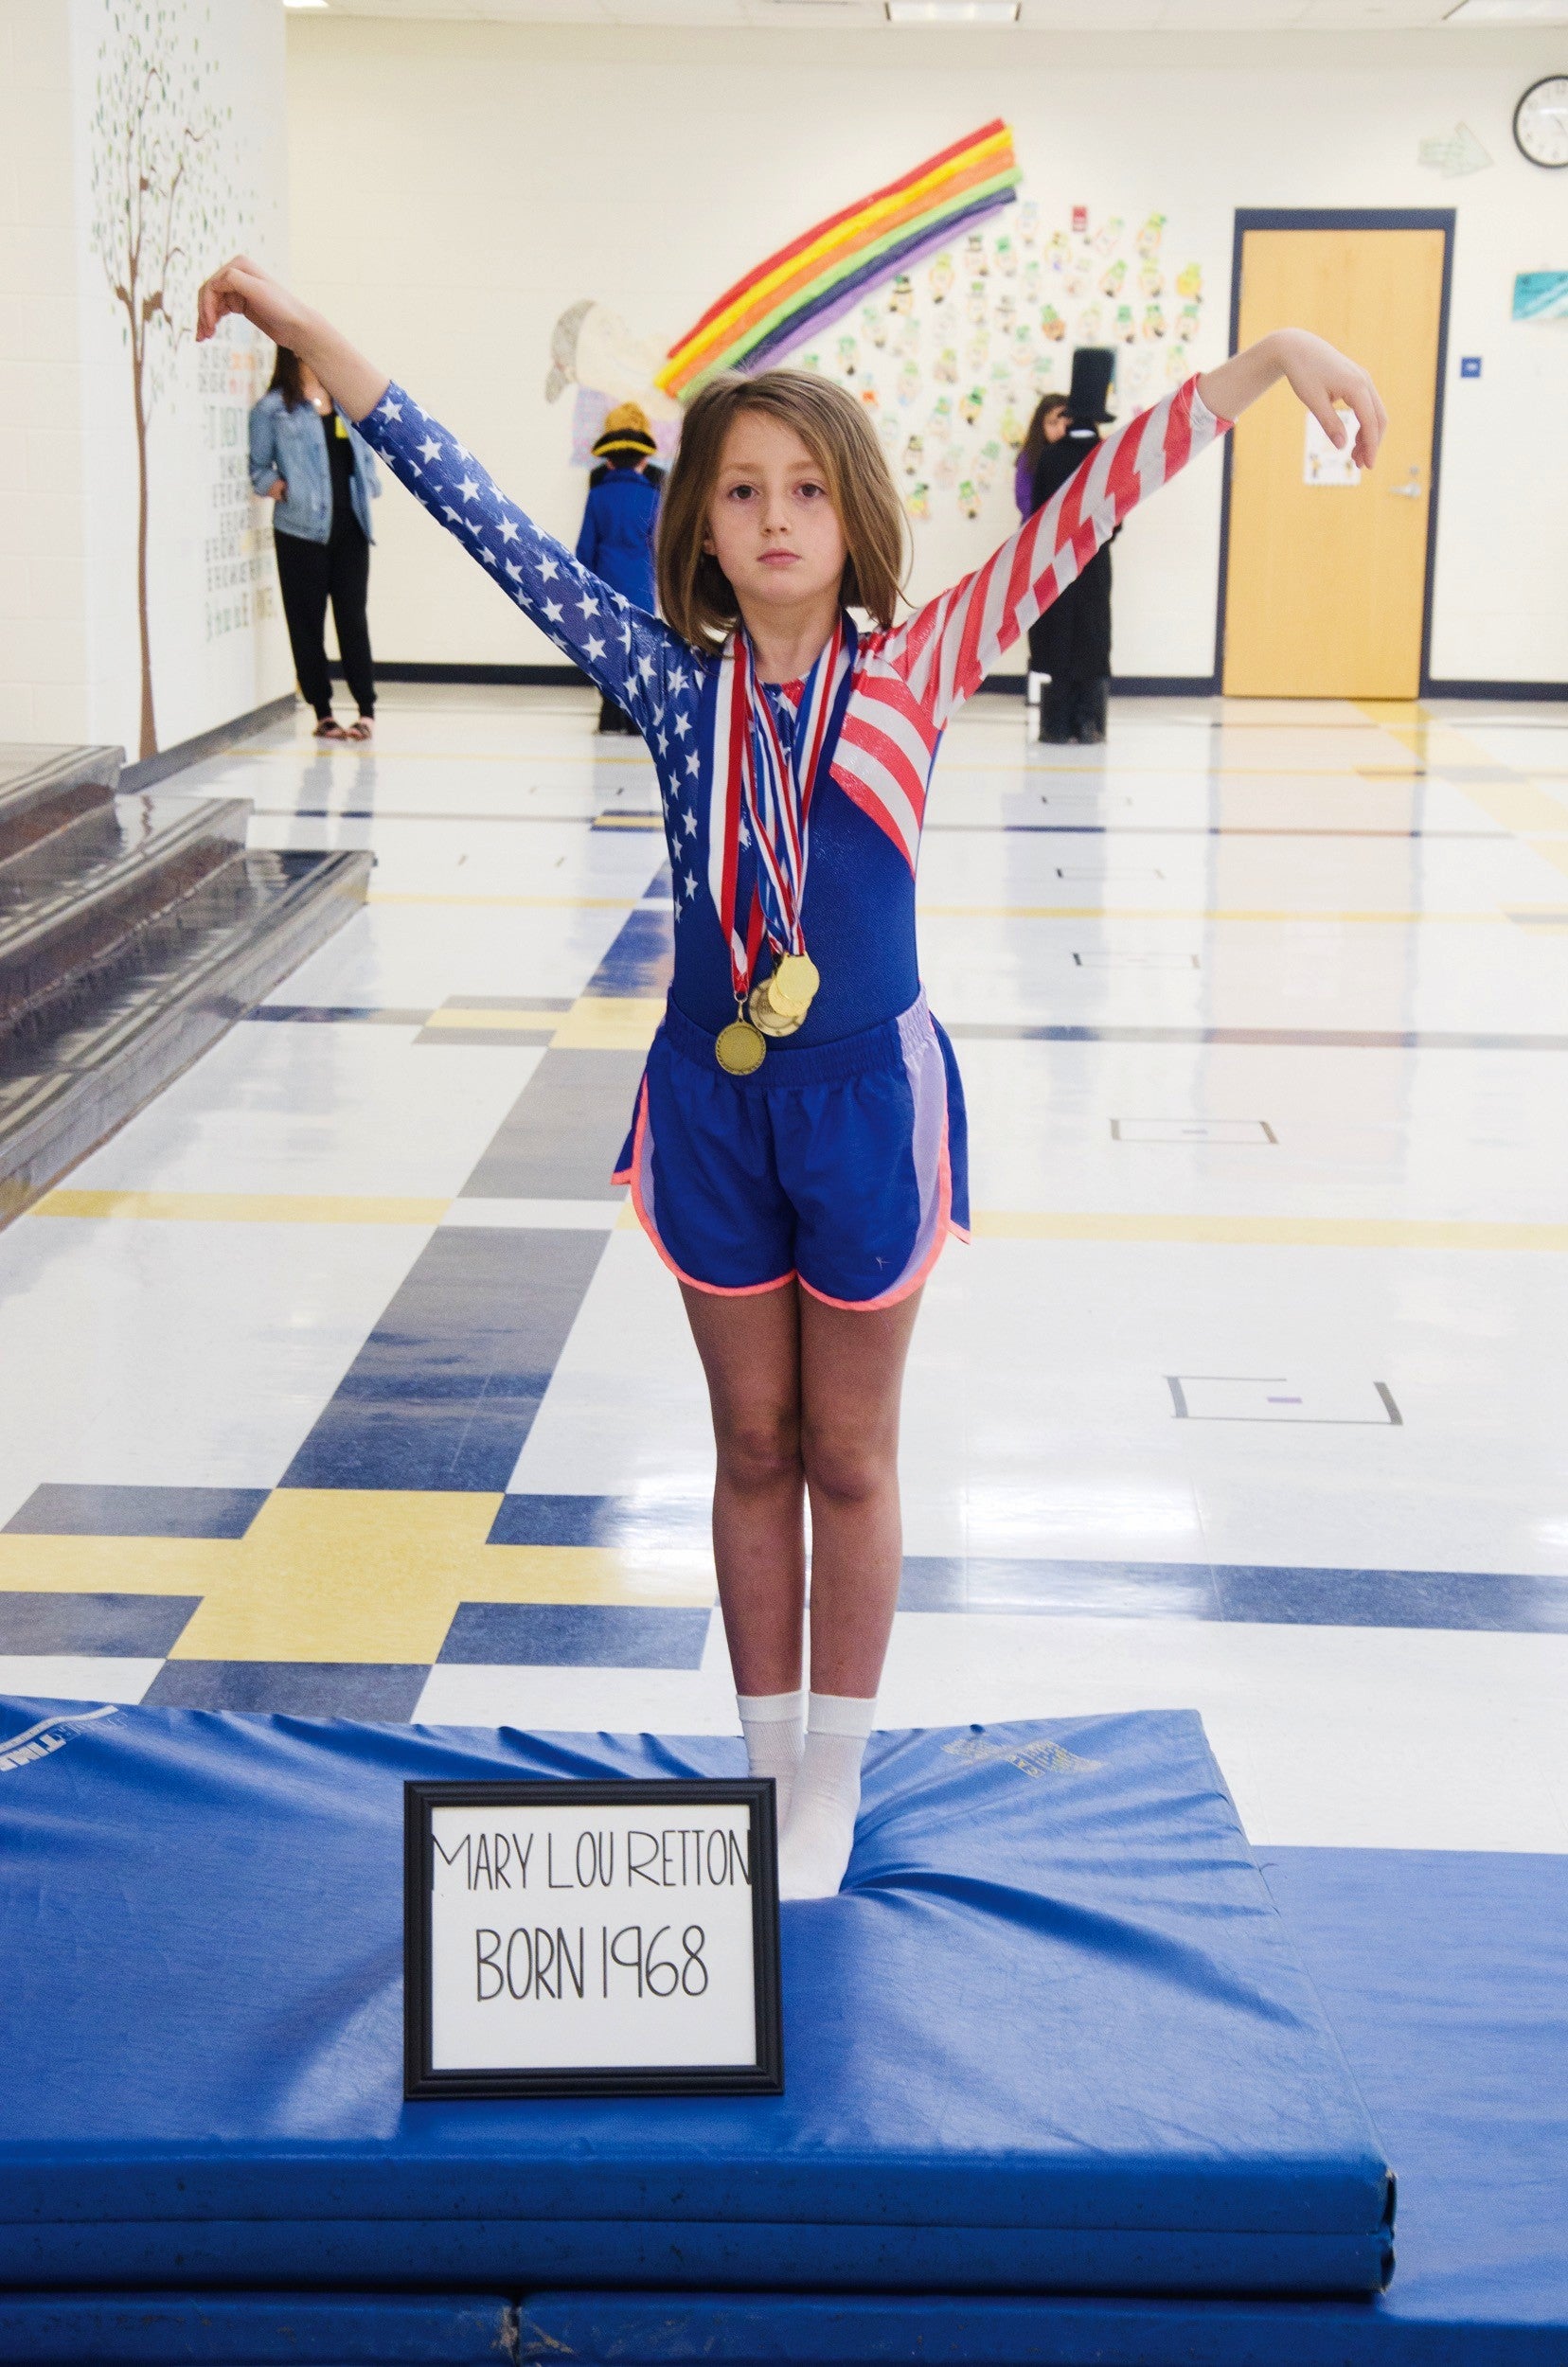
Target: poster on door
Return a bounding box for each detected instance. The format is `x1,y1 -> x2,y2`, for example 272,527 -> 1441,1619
1303,410 -> 1361,488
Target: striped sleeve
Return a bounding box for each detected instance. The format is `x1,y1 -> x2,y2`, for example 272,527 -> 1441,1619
354,383 -> 688,729
881,376 -> 1231,732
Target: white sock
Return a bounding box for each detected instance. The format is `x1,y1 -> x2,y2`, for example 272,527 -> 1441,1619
737,1689 -> 805,1832
777,1692 -> 876,1900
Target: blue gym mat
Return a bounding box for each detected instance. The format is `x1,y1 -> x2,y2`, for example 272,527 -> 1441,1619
515,1850 -> 1568,2365
0,2291 -> 513,2363
0,1698 -> 1390,2296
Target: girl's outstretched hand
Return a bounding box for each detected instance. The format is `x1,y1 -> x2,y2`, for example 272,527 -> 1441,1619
196,255 -> 311,350
195,258 -> 389,423
1274,329 -> 1387,470
1198,329 -> 1386,470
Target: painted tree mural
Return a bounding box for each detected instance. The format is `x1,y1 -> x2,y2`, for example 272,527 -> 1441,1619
89,3 -> 232,758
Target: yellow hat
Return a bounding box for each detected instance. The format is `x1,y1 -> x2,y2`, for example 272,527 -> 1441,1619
592,400 -> 657,462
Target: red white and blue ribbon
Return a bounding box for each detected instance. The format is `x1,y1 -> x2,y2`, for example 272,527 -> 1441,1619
706,617 -> 853,1000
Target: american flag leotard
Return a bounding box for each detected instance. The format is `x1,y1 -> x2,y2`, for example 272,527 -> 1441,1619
357,378 -> 1230,1047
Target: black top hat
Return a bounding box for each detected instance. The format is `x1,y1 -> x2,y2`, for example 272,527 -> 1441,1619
1068,347 -> 1116,424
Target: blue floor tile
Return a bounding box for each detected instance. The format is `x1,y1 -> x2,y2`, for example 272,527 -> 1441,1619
279,1227 -> 610,1492
142,1662 -> 430,1717
459,1049 -> 646,1200
487,1493 -> 709,1549
3,1485 -> 270,1539
1213,1563 -> 1568,1633
899,1557 -> 1568,1633
437,1603 -> 712,1668
0,1592 -> 200,1654
899,1557 -> 1221,1617
583,903 -> 674,996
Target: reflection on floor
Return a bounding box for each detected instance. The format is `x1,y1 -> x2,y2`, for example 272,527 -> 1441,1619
2,683 -> 1566,1855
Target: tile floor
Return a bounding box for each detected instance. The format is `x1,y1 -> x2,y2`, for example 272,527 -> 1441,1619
3,683 -> 1566,1854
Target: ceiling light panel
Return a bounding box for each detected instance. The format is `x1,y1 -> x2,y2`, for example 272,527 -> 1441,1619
1299,2 -> 1453,25
886,1 -> 1021,23
741,0 -> 882,21
1446,0 -> 1568,22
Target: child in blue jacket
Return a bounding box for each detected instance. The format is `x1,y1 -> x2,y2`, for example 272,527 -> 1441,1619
577,404 -> 662,734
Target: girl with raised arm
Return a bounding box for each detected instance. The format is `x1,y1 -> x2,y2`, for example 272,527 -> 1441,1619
199,258 -> 1384,1899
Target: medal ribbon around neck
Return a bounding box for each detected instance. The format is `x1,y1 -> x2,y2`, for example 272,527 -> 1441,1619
707,614 -> 854,1006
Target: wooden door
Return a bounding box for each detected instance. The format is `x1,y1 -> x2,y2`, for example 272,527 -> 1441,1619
1222,225 -> 1444,699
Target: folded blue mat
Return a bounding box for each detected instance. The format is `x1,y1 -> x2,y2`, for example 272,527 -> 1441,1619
517,1852 -> 1568,2364
0,1699 -> 1392,2294
0,2292 -> 513,2364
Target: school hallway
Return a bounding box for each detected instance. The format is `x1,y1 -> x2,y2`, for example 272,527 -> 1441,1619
3,681 -> 1564,1861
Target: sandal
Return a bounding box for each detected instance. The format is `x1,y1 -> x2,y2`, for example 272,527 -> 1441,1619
347,717 -> 374,742
312,717 -> 349,741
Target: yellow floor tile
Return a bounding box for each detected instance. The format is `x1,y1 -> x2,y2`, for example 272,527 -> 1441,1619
0,1535 -> 225,1595
32,1191 -> 449,1226
550,997 -> 667,1050
168,1489 -> 503,1663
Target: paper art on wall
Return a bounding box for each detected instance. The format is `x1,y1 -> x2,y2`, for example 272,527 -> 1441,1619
793,198 -> 1206,526
1303,411 -> 1361,489
1417,124 -> 1493,177
543,296 -> 681,462
655,120 -> 1023,400
1512,271 -> 1568,323
546,142 -> 1207,549
89,0 -> 246,757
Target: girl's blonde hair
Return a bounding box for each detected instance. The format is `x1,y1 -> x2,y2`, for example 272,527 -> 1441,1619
656,369 -> 907,653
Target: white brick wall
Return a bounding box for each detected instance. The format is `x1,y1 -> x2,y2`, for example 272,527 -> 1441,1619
0,0 -> 89,741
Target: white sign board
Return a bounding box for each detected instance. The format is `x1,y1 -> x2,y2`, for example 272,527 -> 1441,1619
1303,410 -> 1361,489
404,1781 -> 783,2098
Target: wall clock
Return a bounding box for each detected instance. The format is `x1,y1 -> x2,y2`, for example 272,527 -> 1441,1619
1514,77 -> 1568,169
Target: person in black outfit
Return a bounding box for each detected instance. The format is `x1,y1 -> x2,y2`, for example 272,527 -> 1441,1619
249,347 -> 380,742
1025,349 -> 1117,745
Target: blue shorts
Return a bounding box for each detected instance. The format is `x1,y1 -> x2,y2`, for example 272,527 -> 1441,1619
613,993 -> 970,1309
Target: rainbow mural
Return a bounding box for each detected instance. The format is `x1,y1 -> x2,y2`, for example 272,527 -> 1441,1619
656,120 -> 1022,400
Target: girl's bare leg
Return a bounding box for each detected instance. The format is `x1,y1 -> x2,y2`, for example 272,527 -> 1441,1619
780,1284 -> 924,1896
680,1279 -> 807,1697
797,1285 -> 923,1696
681,1275 -> 924,1895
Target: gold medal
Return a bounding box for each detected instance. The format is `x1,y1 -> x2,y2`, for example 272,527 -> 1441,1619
715,1016 -> 766,1075
766,952 -> 820,1019
748,981 -> 803,1038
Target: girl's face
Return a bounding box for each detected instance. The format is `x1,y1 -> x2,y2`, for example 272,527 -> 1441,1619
1042,407 -> 1069,443
704,411 -> 847,629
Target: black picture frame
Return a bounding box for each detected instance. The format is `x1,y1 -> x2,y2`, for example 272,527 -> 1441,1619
403,1778 -> 784,2100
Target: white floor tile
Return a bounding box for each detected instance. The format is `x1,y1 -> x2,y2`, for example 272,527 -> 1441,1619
876,1613 -> 1568,1852
66,1027 -> 543,1200
0,1658 -> 162,1705
412,1663 -> 740,1735
0,1215 -> 432,1504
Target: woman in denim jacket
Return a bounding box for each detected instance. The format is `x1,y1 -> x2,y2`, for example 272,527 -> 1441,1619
250,347 -> 381,741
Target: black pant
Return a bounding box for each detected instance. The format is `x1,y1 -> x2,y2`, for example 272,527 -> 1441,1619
274,520 -> 374,720
1028,543 -> 1112,741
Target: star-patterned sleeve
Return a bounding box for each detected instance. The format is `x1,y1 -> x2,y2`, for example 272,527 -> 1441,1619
354,383 -> 688,727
